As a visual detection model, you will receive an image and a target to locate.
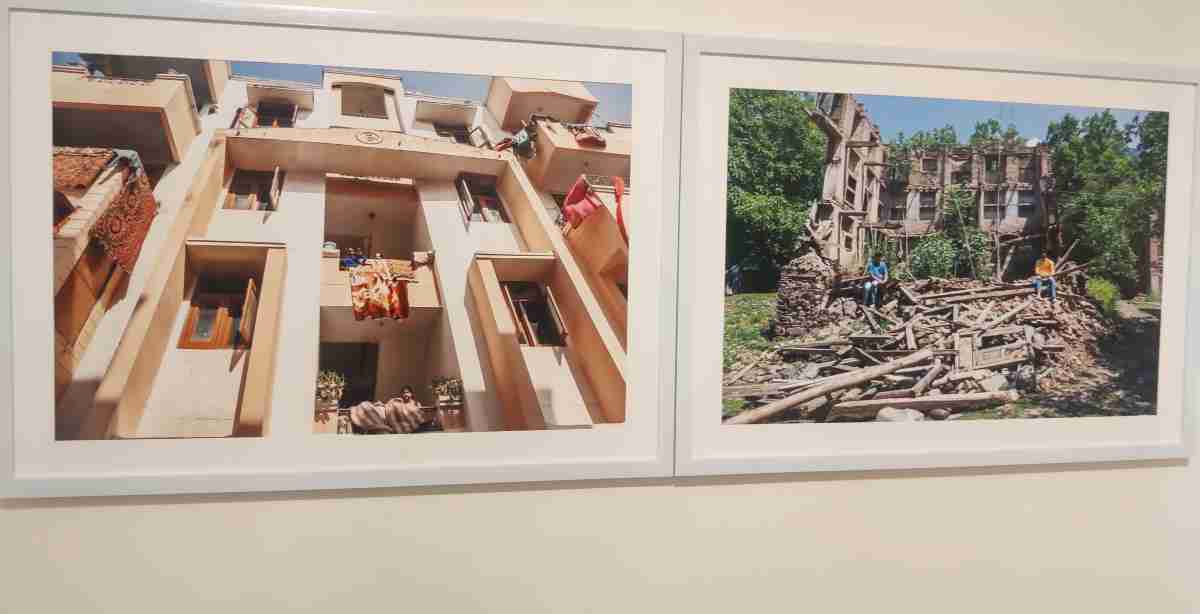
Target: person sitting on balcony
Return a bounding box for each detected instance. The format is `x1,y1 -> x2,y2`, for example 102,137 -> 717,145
1033,250 -> 1057,304
350,386 -> 425,434
863,253 -> 888,308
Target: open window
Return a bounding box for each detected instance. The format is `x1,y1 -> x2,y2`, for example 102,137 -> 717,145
501,281 -> 567,347
178,276 -> 259,349
921,158 -> 939,172
339,84 -> 388,119
455,173 -> 510,224
225,168 -> 284,211
433,123 -> 471,145
255,101 -> 297,128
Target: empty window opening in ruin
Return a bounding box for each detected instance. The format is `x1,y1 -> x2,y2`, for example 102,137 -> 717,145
918,191 -> 937,221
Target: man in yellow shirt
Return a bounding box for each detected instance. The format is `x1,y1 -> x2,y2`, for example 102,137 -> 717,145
1033,250 -> 1056,303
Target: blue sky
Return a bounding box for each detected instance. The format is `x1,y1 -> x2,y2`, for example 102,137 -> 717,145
850,93 -> 1144,144
52,52 -> 633,125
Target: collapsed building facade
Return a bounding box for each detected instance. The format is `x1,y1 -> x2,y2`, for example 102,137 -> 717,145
51,57 -> 632,440
805,92 -> 1059,272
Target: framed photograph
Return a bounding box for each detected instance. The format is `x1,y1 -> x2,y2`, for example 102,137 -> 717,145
0,1 -> 681,496
676,34 -> 1198,475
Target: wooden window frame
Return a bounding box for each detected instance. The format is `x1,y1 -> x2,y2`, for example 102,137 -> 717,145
224,168 -> 284,212
921,158 -> 939,173
455,174 -> 510,225
500,281 -> 568,347
177,278 -> 259,350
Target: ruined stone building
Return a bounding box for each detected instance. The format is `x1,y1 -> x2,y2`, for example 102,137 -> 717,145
806,93 -> 1058,272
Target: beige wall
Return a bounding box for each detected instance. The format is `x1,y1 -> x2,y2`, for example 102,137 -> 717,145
8,3 -> 1200,614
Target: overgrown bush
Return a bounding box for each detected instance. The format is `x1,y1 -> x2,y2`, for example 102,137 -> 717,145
909,234 -> 957,279
1086,277 -> 1121,318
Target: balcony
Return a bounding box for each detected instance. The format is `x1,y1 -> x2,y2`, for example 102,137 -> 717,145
52,66 -> 201,164
320,251 -> 441,322
523,120 -> 632,194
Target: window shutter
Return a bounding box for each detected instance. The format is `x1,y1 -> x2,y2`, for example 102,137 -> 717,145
544,286 -> 569,342
455,176 -> 475,227
269,166 -> 282,210
240,279 -> 259,344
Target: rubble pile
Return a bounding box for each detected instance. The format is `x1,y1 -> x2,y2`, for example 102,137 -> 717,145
773,251 -> 840,336
725,274 -> 1111,424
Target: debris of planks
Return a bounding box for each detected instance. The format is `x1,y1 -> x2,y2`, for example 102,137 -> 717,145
725,274 -> 1110,424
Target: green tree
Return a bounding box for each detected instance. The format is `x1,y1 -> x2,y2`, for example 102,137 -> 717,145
726,90 -> 828,278
941,185 -> 992,279
969,119 -> 1023,147
1047,110 -> 1147,291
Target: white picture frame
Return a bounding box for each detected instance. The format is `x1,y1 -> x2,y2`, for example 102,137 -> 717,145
0,0 -> 682,496
675,34 -> 1198,476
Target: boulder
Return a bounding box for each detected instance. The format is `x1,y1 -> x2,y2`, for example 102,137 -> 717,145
979,373 -> 1011,393
876,407 -> 925,422
927,408 -> 951,420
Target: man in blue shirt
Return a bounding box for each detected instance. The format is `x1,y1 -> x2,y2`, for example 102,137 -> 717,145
864,253 -> 888,308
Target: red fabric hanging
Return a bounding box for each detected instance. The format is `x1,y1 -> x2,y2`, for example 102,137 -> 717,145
562,175 -> 605,228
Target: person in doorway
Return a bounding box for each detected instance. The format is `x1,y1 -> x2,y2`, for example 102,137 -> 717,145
1033,250 -> 1057,303
863,253 -> 888,307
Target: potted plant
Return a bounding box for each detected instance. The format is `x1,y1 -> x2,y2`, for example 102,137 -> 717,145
316,370 -> 346,409
430,376 -> 465,432
430,376 -> 463,404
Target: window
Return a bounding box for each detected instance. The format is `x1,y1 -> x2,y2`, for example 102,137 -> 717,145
455,173 -> 509,223
501,281 -> 567,347
985,156 -> 1001,172
178,277 -> 259,350
1017,190 -> 1037,216
918,191 -> 937,220
255,101 -> 296,128
225,169 -> 283,211
983,189 -> 1004,219
1019,158 -> 1038,183
339,84 -> 388,119
921,158 -> 938,172
434,123 -> 471,145
886,202 -> 908,221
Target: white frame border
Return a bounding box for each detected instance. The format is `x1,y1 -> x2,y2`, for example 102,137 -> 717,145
675,33 -> 1198,476
0,1 -> 682,497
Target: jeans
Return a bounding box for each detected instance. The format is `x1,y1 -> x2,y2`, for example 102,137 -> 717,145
864,281 -> 881,306
1033,277 -> 1056,301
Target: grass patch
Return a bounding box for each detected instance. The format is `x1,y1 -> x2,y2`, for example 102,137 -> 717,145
723,292 -> 777,370
722,398 -> 747,418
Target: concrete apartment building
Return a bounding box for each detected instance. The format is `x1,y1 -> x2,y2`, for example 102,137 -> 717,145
50,56 -> 633,440
806,92 -> 1057,271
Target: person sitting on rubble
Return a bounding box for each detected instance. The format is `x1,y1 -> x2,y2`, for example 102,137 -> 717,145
863,252 -> 888,307
1033,250 -> 1057,304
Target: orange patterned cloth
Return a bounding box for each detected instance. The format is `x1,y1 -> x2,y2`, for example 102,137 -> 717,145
350,265 -> 410,321
90,169 -> 158,272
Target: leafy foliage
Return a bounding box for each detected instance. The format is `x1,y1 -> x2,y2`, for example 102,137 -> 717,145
1086,277 -> 1121,318
969,119 -> 1023,147
909,234 -> 957,279
940,185 -> 993,279
726,90 -> 827,278
1048,110 -> 1165,293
